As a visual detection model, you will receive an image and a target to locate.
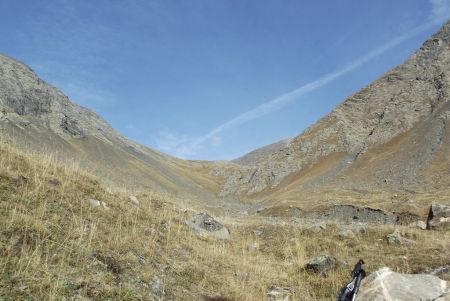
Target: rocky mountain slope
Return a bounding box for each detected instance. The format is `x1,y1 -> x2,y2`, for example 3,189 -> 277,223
213,20 -> 450,201
0,54 -> 222,208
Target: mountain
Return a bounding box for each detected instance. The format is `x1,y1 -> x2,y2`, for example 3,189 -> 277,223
212,20 -> 450,202
2,21 -> 450,212
0,54 -> 223,209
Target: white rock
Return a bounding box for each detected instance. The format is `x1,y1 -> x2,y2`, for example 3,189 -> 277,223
129,195 -> 139,205
358,267 -> 450,300
267,286 -> 290,301
89,199 -> 110,210
409,220 -> 427,230
386,229 -> 415,245
89,199 -> 101,208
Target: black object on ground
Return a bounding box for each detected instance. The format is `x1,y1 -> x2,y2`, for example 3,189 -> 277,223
337,259 -> 366,301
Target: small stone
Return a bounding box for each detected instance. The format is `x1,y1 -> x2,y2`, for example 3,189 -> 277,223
129,195 -> 139,205
252,228 -> 263,236
89,199 -> 101,208
267,286 -> 290,301
234,271 -> 248,280
150,276 -> 164,299
409,220 -> 427,230
386,229 -> 415,245
88,199 -> 110,210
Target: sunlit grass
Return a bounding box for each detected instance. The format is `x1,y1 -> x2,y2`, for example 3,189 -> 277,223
0,138 -> 449,300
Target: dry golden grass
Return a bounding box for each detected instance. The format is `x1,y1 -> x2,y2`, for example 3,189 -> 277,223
0,138 -> 449,300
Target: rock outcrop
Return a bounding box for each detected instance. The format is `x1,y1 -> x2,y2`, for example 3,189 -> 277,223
305,205 -> 396,224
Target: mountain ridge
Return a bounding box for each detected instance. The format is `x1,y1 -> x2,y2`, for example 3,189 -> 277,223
0,53 -> 225,209
212,20 -> 450,200
1,20 -> 450,210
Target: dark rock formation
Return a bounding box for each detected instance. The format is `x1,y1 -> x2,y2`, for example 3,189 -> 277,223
427,203 -> 450,229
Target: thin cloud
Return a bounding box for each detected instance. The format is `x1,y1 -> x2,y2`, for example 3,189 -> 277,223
157,12 -> 448,159
154,130 -> 199,159
179,17 -> 445,156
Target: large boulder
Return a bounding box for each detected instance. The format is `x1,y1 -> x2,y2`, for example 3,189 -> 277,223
427,203 -> 450,230
358,267 -> 450,300
185,213 -> 230,240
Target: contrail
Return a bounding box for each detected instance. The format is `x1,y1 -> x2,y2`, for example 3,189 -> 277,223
190,18 -> 446,149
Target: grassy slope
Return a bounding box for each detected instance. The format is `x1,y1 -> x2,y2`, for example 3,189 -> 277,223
0,139 -> 449,300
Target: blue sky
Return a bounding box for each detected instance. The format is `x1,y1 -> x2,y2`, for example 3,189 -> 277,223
0,0 -> 449,160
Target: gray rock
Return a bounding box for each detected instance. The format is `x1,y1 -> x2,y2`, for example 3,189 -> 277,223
266,286 -> 290,301
185,213 -> 230,240
409,220 -> 427,230
358,267 -> 450,300
234,271 -> 248,280
305,254 -> 337,275
150,276 -> 164,299
386,229 -> 415,245
252,228 -> 263,236
427,203 -> 450,230
424,265 -> 450,278
89,198 -> 110,210
129,195 -> 139,206
307,205 -> 396,224
337,229 -> 356,238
